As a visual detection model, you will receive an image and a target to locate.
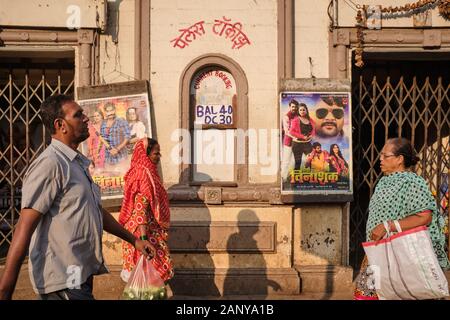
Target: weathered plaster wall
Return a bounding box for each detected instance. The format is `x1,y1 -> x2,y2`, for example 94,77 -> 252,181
99,0 -> 135,84
102,206 -> 293,269
294,205 -> 344,265
150,0 -> 279,184
295,0 -> 330,78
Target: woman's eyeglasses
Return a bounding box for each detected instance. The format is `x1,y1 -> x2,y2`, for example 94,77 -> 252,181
380,153 -> 397,160
315,108 -> 344,119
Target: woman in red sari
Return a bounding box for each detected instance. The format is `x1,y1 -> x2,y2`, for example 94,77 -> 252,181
119,138 -> 174,284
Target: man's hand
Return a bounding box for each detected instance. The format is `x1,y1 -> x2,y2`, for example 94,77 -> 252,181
134,239 -> 156,259
370,223 -> 387,241
110,147 -> 119,156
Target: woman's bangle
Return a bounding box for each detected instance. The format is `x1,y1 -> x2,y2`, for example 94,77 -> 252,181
140,235 -> 148,240
388,220 -> 395,232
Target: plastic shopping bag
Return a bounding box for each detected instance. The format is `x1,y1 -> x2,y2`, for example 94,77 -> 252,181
363,222 -> 449,300
121,255 -> 167,300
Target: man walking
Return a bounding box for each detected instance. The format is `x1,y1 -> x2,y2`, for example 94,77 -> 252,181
0,95 -> 154,300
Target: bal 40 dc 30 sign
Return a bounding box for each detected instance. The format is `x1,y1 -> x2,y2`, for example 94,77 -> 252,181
195,104 -> 234,125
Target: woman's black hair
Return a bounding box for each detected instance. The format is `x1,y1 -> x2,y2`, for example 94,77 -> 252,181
386,137 -> 420,168
329,143 -> 344,159
146,138 -> 159,156
298,102 -> 311,119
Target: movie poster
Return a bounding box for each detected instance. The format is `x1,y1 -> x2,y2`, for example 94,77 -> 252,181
280,92 -> 353,196
78,93 -> 152,199
439,172 -> 449,241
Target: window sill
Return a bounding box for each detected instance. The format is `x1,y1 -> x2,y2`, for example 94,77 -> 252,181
189,181 -> 238,187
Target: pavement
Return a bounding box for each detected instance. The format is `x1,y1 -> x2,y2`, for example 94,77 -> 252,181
2,263 -> 354,300
4,263 -> 450,300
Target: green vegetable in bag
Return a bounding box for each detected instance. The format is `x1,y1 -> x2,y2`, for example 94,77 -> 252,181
121,255 -> 167,300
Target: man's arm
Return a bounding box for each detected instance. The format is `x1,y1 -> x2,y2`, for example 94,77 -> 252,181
101,208 -> 155,257
0,209 -> 42,300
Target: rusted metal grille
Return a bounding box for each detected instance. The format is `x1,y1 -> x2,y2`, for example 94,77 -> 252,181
0,60 -> 74,259
351,58 -> 450,268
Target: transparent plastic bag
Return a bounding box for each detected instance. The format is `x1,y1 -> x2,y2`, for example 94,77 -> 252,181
121,255 -> 167,300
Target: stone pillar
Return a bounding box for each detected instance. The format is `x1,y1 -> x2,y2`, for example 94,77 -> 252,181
336,44 -> 347,79
332,29 -> 350,79
78,29 -> 94,87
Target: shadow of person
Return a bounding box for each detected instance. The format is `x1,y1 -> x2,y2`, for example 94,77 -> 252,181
223,209 -> 281,297
166,169 -> 220,298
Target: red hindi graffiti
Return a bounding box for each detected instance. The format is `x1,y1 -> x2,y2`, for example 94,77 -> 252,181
170,17 -> 251,50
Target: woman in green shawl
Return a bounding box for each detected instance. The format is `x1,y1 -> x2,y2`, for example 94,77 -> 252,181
354,138 -> 450,300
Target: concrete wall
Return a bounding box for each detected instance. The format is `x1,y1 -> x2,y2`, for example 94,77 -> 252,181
99,0 -> 135,84
103,206 -> 293,269
295,0 -> 331,78
97,1 -> 350,274
294,205 -> 344,265
150,0 -> 278,184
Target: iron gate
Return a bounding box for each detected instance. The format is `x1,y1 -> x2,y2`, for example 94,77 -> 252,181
350,57 -> 450,268
0,57 -> 74,259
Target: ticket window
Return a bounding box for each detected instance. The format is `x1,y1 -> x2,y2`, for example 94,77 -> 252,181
190,67 -> 237,183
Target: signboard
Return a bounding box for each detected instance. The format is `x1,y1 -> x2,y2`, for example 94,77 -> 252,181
280,91 -> 353,200
77,81 -> 152,199
195,104 -> 234,126
191,67 -> 237,129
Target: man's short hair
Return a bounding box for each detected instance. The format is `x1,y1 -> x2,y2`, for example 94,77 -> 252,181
321,96 -> 346,109
40,94 -> 74,134
312,142 -> 321,148
289,99 -> 299,107
104,102 -> 116,111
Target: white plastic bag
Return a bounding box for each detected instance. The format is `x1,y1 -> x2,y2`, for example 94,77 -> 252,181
363,222 -> 449,300
121,255 -> 167,300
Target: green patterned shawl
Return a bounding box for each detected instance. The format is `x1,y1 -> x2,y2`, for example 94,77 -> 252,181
366,171 -> 450,270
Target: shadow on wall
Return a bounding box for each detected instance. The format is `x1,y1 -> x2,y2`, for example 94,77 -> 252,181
223,209 -> 281,297
167,170 -> 220,297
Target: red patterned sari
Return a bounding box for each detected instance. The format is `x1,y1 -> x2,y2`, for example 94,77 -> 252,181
119,139 -> 174,282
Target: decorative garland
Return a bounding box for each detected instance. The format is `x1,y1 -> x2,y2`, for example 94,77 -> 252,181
438,0 -> 450,18
380,0 -> 440,13
354,0 -> 449,68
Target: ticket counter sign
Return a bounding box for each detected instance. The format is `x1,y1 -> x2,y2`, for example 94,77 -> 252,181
191,67 -> 237,129
195,104 -> 234,126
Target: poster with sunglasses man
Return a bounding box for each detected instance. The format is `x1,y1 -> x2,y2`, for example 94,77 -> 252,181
280,92 -> 352,196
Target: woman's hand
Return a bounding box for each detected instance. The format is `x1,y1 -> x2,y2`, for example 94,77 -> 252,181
134,239 -> 156,259
370,223 -> 387,241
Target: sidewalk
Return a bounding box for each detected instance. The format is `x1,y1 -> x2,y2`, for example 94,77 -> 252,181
5,263 -> 449,300
4,263 -> 354,300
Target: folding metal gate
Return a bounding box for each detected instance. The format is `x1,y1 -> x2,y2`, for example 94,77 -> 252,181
0,57 -> 74,259
350,57 -> 450,268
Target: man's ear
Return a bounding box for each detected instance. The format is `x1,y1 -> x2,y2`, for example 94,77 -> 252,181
54,118 -> 64,131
